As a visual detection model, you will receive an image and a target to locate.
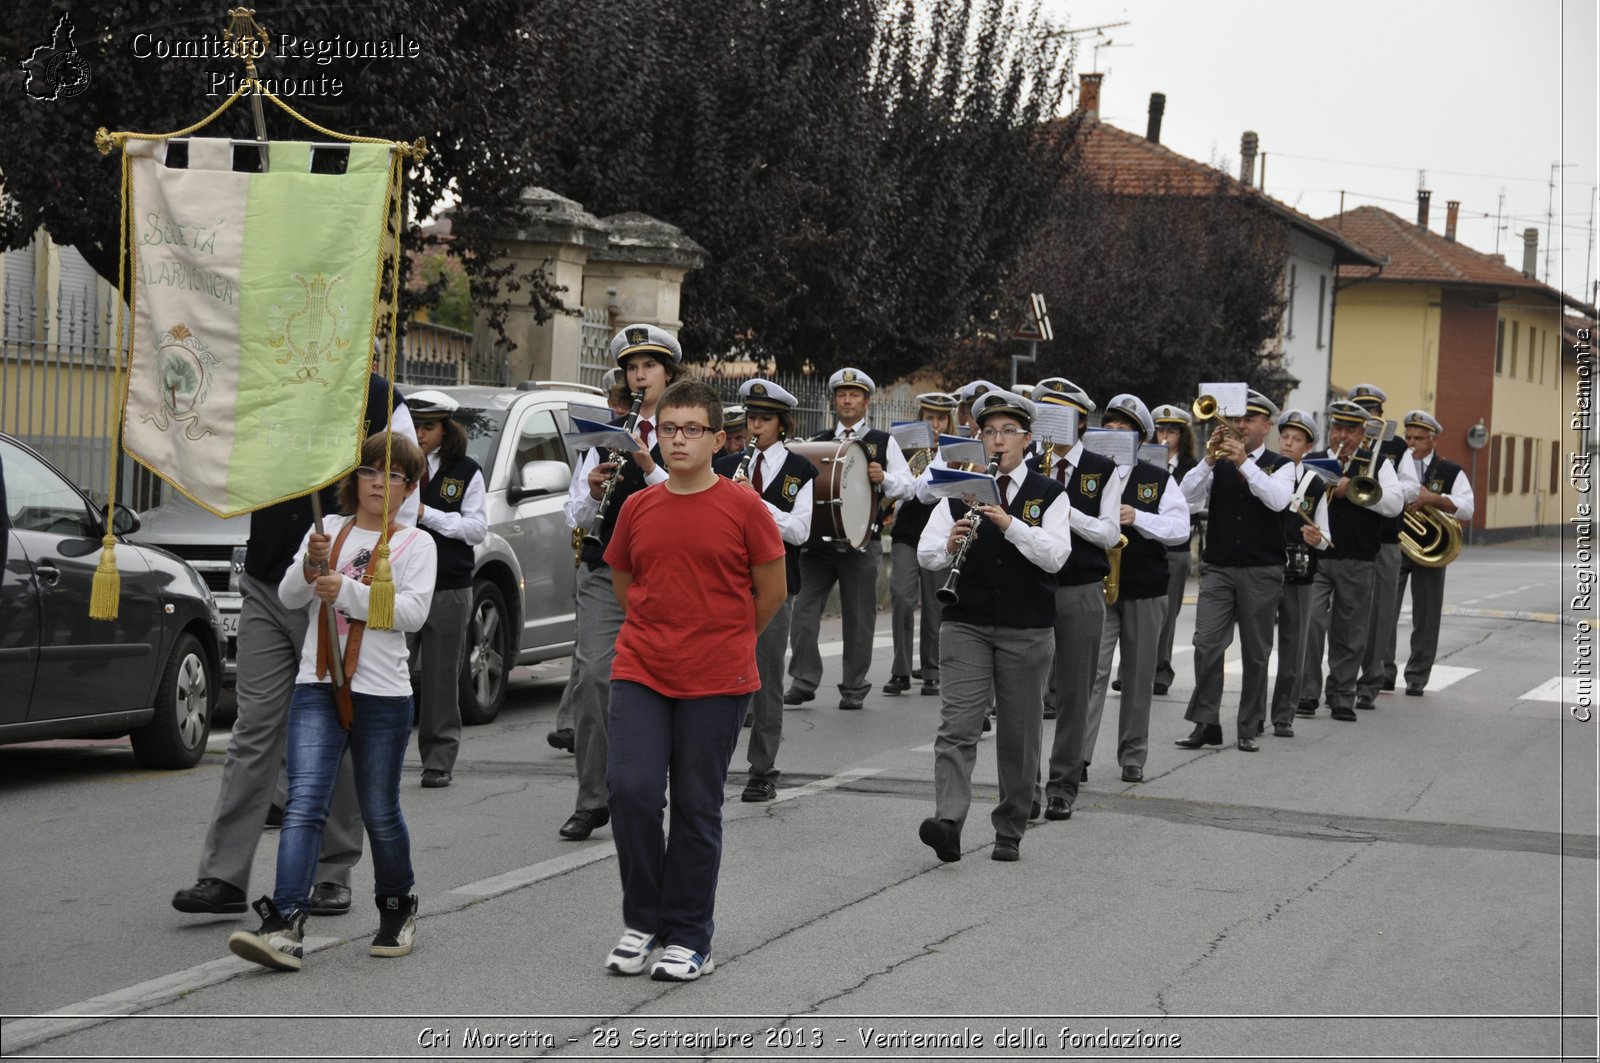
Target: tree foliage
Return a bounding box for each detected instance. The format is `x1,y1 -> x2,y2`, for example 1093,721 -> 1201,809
2,0 -> 1076,383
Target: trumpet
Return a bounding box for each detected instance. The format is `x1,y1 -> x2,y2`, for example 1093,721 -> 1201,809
936,459 -> 1002,606
1192,394 -> 1239,461
581,389 -> 645,549
1103,534 -> 1129,605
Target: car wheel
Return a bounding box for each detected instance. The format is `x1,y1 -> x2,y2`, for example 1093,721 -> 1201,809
460,579 -> 509,725
130,631 -> 215,769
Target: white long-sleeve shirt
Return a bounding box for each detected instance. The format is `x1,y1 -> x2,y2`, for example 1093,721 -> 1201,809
279,515 -> 437,696
916,468 -> 1073,574
1041,442 -> 1125,550
1311,455 -> 1405,540
1180,442 -> 1295,513
745,439 -> 813,546
1128,472 -> 1195,546
563,414 -> 670,530
1409,449 -> 1475,521
418,452 -> 488,545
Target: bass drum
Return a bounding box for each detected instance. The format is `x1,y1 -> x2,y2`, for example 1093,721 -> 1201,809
788,439 -> 879,551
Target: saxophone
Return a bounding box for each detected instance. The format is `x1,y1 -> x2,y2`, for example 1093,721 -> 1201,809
1103,534 -> 1129,605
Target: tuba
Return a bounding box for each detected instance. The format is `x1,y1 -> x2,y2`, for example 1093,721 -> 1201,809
1401,507 -> 1462,568
1103,534 -> 1129,605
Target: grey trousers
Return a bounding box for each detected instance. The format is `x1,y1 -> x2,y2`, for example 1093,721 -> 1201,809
1399,558 -> 1446,689
1270,582 -> 1312,723
1307,558 -> 1375,709
1042,582 -> 1105,806
197,574 -> 361,891
554,673 -> 575,732
572,564 -> 624,811
788,546 -> 878,699
933,622 -> 1051,842
1084,594 -> 1167,770
1185,564 -> 1283,736
889,542 -> 941,679
1359,543 -> 1402,697
748,596 -> 794,780
1155,550 -> 1190,688
412,584 -> 472,773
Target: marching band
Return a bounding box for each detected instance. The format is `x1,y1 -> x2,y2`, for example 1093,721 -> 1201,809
553,323 -> 1475,972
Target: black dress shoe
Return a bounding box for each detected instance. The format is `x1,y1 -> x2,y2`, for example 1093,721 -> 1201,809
1111,678 -> 1122,692
1121,765 -> 1143,783
918,817 -> 962,862
881,674 -> 910,695
1256,720 -> 1265,736
1381,678 -> 1396,692
265,803 -> 284,829
1153,682 -> 1169,696
838,695 -> 865,711
1044,797 -> 1072,821
1405,686 -> 1424,697
420,769 -> 452,788
559,807 -> 610,840
308,881 -> 352,915
172,878 -> 247,914
546,727 -> 574,752
1273,722 -> 1295,738
1080,764 -> 1089,782
1295,699 -> 1318,718
991,836 -> 1020,862
1029,800 -> 1041,820
741,778 -> 777,802
920,679 -> 940,696
981,714 -> 992,732
783,688 -> 815,705
1330,705 -> 1358,721
1355,697 -> 1375,711
1042,706 -> 1057,719
912,668 -> 923,680
1174,723 -> 1223,748
1236,736 -> 1259,752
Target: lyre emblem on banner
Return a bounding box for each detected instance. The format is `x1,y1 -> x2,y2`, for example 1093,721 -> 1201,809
269,272 -> 351,386
142,324 -> 218,440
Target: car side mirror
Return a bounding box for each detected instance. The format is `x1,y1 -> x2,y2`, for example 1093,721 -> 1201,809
110,504 -> 141,537
506,460 -> 571,503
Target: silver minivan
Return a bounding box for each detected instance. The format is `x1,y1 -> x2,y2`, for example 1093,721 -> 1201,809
132,383 -> 592,723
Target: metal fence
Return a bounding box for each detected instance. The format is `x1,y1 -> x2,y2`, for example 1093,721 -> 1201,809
576,306 -> 614,391
687,368 -> 921,439
393,321 -> 510,387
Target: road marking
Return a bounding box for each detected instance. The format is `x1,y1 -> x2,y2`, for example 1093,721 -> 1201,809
0,937 -> 339,1053
449,845 -> 616,899
1442,606 -> 1561,623
770,767 -> 883,804
1221,656 -> 1477,692
1519,677 -> 1585,702
818,635 -> 895,658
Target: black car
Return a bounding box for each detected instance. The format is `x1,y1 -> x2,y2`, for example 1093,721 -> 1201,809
0,434 -> 224,768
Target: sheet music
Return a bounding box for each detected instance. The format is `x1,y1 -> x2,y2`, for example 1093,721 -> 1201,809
565,415 -> 641,453
1030,404 -> 1080,447
925,465 -> 1002,506
1301,456 -> 1343,482
890,420 -> 938,451
1080,427 -> 1139,467
938,436 -> 988,467
1199,382 -> 1249,417
1138,443 -> 1170,468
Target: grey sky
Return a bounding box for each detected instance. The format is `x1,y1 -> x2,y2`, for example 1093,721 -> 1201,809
1034,0 -> 1598,306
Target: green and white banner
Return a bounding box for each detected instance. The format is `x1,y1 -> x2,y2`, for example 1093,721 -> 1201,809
122,137 -> 393,517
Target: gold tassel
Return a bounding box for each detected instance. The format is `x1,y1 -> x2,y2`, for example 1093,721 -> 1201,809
88,534 -> 121,620
366,540 -> 396,630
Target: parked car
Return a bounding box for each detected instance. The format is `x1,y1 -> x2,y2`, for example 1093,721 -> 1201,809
131,382 -> 593,723
0,433 -> 224,768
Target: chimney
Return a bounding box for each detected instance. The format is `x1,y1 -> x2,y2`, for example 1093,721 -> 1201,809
1444,200 -> 1460,242
1416,189 -> 1431,229
1522,228 -> 1539,278
1146,92 -> 1166,143
1079,72 -> 1102,121
1239,131 -> 1258,187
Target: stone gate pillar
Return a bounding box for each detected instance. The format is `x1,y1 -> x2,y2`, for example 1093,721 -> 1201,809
581,212 -> 707,341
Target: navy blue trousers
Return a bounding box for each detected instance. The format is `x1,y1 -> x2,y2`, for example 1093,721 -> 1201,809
606,680 -> 750,955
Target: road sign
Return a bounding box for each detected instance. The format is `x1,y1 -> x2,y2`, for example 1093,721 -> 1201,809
1011,292 -> 1053,342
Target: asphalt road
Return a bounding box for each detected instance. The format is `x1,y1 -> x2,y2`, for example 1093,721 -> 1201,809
1,539 -> 1594,1062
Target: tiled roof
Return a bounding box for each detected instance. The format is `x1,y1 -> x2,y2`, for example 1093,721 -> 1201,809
1062,118 -> 1381,266
1323,205 -> 1593,314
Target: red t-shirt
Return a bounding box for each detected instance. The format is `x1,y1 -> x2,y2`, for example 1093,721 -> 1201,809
604,476 -> 786,698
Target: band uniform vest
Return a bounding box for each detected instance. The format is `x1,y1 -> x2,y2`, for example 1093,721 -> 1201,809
579,415 -> 665,570
1201,449 -> 1288,568
714,447 -> 818,595
419,453 -> 481,590
1116,461 -> 1171,601
1376,436 -> 1409,545
1026,448 -> 1117,586
940,470 -> 1065,629
1310,448 -> 1383,562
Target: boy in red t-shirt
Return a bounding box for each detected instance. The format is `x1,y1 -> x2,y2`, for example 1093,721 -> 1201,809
601,379 -> 787,982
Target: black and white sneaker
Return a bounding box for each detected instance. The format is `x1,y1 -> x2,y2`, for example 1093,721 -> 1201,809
605,928 -> 659,975
650,945 -> 714,981
227,897 -> 306,972
370,893 -> 418,958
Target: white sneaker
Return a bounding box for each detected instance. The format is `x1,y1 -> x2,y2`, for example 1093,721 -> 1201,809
228,898 -> 306,972
649,944 -> 714,982
604,928 -> 658,975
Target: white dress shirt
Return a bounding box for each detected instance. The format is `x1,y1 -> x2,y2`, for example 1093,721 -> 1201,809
747,439 -> 813,546
1128,472 -> 1195,547
418,452 -> 488,545
1412,449 -> 1476,522
916,464 -> 1073,573
1180,442 -> 1294,513
562,415 -> 670,530
1042,441 -> 1125,550
835,419 -> 913,502
1312,456 -> 1405,539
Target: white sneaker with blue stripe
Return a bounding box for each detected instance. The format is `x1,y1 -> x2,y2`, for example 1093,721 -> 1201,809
604,928 -> 658,975
649,945 -> 714,981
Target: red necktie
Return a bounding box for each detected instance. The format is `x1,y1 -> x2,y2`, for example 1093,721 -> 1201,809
1054,461 -> 1067,485
639,421 -> 653,449
998,474 -> 1012,509
752,453 -> 765,493
842,427 -> 855,439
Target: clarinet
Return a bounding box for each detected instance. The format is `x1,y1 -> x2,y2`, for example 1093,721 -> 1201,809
732,440 -> 759,483
935,459 -> 1002,606
581,390 -> 645,549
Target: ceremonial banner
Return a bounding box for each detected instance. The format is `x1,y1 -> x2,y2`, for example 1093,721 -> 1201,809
122,137 -> 394,516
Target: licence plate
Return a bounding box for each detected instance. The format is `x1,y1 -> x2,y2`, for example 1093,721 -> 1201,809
221,613 -> 240,638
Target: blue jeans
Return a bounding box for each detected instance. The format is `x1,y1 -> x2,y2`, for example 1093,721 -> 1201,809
274,684 -> 415,917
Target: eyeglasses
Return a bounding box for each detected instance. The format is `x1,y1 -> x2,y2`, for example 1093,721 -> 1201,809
655,423 -> 714,440
356,466 -> 412,485
978,426 -> 1029,440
